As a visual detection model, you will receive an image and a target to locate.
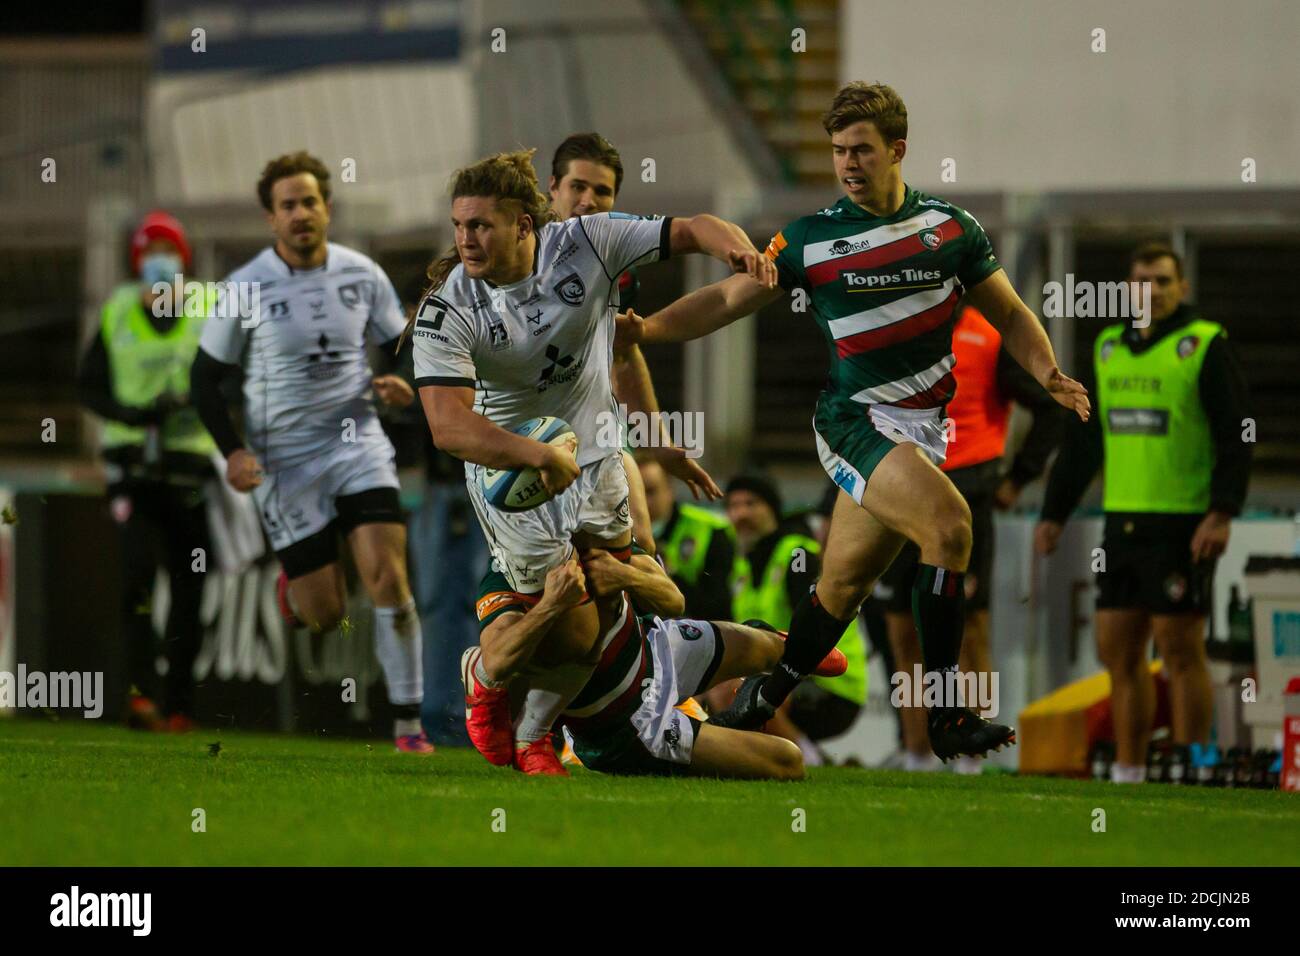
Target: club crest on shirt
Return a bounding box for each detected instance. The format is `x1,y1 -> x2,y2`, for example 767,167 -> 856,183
337,280 -> 373,310
919,227 -> 944,250
554,272 -> 586,307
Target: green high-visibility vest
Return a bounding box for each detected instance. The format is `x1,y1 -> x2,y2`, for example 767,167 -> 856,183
98,283 -> 216,458
1094,318 -> 1221,514
660,503 -> 733,586
732,533 -> 867,705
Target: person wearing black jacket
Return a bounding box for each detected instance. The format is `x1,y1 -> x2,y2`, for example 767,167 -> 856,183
879,303 -> 1068,772
1036,242 -> 1252,784
78,210 -> 215,732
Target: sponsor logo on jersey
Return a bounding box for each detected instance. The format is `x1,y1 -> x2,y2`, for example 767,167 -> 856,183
526,308 -> 551,336
305,289 -> 328,321
266,300 -> 290,320
415,301 -> 451,343
1177,334 -> 1200,359
832,461 -> 859,496
476,591 -> 524,621
1106,407 -> 1170,435
521,290 -> 543,306
830,237 -> 871,256
919,227 -> 944,250
554,242 -> 580,267
306,332 -> 344,378
488,319 -> 510,351
663,717 -> 681,750
554,272 -> 586,307
841,267 -> 943,291
538,344 -> 581,390
818,206 -> 842,216
919,197 -> 950,208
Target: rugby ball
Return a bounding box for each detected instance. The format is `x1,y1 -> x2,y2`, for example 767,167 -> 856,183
479,416 -> 578,512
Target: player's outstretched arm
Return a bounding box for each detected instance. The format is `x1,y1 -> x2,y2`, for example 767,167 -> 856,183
611,343 -> 721,500
964,269 -> 1091,422
420,383 -> 580,493
480,560 -> 588,683
668,216 -> 779,288
580,550 -> 685,617
621,273 -> 785,347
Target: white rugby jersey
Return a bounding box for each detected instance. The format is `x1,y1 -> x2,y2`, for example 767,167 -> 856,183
413,213 -> 670,468
199,242 -> 406,471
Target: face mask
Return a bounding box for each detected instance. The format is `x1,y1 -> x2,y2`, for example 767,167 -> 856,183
140,253 -> 183,288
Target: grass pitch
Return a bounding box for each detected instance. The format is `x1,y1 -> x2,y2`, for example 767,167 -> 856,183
1,719 -> 1296,866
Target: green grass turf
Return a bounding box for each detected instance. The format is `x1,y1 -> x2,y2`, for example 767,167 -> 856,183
1,718 -> 1297,866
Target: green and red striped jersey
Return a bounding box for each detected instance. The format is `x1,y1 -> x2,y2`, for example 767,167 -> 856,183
764,187 -> 1001,411
474,562 -> 651,730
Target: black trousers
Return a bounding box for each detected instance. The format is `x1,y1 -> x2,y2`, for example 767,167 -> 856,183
109,479 -> 211,717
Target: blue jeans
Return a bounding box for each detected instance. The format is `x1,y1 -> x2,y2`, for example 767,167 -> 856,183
410,480 -> 490,745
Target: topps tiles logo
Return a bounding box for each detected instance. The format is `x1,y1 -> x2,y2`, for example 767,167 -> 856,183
842,267 -> 943,292
50,886 -> 151,936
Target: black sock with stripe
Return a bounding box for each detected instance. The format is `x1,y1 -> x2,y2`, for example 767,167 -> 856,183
912,564 -> 966,681
759,588 -> 854,709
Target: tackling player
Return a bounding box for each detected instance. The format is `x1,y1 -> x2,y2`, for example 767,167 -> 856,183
472,547 -> 846,779
413,149 -> 774,773
621,82 -> 1090,760
191,151 -> 433,753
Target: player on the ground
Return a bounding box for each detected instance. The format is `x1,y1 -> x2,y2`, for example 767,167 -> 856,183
619,82 -> 1090,760
413,149 -> 774,773
190,151 -> 433,754
471,545 -> 846,779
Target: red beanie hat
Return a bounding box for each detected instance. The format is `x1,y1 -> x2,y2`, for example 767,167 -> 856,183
131,210 -> 192,275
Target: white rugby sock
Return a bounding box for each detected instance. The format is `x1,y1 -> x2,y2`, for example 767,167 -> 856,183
953,755 -> 983,775
514,662 -> 595,744
794,733 -> 824,767
393,717 -> 422,737
904,751 -> 943,772
1110,762 -> 1147,784
473,651 -> 505,690
373,599 -> 423,706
